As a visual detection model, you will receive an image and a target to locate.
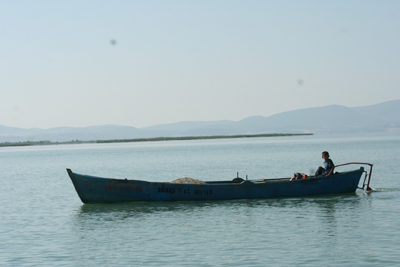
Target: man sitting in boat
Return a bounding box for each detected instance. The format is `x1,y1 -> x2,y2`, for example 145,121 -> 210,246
315,151 -> 335,177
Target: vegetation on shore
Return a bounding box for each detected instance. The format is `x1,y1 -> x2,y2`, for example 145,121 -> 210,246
0,133 -> 313,147
95,133 -> 313,143
0,140 -> 90,147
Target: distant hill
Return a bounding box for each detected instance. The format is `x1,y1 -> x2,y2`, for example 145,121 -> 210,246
1,100 -> 399,142
236,104 -> 388,133
141,100 -> 399,135
352,99 -> 400,126
0,125 -> 143,142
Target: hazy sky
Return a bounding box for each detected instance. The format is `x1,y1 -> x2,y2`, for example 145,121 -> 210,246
1,0 -> 399,129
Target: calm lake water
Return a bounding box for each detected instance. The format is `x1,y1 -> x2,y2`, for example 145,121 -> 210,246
1,133 -> 400,266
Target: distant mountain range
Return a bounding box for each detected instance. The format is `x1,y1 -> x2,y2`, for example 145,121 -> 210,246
1,100 -> 399,142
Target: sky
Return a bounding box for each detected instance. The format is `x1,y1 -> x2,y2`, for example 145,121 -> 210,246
1,0 -> 399,129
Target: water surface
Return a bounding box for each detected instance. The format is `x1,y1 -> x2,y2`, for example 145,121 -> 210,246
1,133 -> 399,266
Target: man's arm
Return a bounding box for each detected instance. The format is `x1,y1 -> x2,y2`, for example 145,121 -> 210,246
326,163 -> 335,177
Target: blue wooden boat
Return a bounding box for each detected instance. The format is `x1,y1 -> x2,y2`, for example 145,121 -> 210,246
67,162 -> 373,204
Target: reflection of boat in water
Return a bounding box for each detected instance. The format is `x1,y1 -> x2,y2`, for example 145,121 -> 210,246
67,162 -> 373,204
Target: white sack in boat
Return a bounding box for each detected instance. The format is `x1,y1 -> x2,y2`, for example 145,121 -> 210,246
171,177 -> 205,184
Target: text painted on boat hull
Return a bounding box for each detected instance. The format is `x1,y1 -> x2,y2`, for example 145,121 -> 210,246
158,187 -> 213,195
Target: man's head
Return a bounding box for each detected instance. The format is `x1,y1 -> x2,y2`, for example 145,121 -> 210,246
322,151 -> 330,161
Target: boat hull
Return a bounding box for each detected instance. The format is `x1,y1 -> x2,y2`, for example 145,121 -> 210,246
67,168 -> 365,204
